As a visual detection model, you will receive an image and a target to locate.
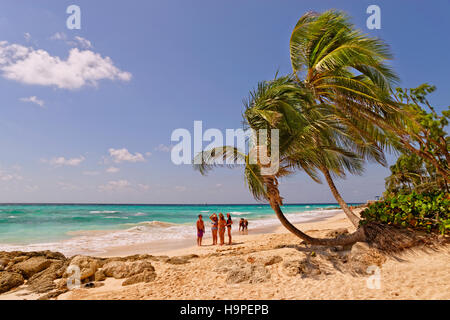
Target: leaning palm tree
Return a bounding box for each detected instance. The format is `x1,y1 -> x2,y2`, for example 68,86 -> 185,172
194,78 -> 371,246
245,76 -> 387,227
194,78 -> 412,248
289,10 -> 449,181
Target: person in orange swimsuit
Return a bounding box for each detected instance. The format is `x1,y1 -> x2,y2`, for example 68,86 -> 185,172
218,213 -> 227,245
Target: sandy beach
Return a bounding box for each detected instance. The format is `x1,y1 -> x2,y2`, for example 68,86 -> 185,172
3,209 -> 448,300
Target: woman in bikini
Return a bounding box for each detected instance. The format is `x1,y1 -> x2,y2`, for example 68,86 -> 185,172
210,213 -> 218,245
218,213 -> 227,245
226,213 -> 233,245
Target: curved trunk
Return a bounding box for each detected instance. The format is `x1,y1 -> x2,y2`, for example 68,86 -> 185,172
320,166 -> 361,228
270,201 -> 366,246
263,175 -> 366,246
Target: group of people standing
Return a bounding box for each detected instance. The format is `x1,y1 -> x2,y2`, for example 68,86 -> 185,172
196,213 -> 249,246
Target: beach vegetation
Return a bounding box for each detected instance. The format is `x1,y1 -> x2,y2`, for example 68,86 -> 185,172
361,192 -> 450,235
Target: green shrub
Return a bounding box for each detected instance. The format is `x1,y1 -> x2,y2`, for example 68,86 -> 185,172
360,192 -> 450,235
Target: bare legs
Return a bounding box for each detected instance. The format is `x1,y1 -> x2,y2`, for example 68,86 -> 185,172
227,227 -> 232,245
219,229 -> 225,245
212,229 -> 218,245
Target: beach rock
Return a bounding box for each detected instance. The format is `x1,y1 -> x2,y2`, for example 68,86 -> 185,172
325,228 -> 349,238
37,289 -> 68,300
67,256 -> 99,281
13,256 -> 29,264
26,260 -> 65,293
226,265 -> 270,284
282,258 -> 321,277
213,258 -> 246,273
102,261 -> 127,278
94,269 -> 106,282
0,258 -> 10,268
12,256 -> 52,279
55,278 -> 68,290
349,247 -> 386,274
263,255 -> 283,266
122,269 -> 157,286
165,257 -> 190,265
102,260 -> 155,279
0,271 -> 25,293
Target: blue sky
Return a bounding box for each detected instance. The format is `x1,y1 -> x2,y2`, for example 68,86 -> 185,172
0,0 -> 448,203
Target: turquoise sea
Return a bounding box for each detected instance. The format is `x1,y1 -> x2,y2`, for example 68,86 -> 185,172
0,203 -> 360,256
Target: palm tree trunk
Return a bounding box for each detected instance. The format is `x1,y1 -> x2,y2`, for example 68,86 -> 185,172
270,201 -> 366,246
263,175 -> 366,246
320,166 -> 361,228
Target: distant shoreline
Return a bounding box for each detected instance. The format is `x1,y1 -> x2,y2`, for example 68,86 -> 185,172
0,202 -> 364,206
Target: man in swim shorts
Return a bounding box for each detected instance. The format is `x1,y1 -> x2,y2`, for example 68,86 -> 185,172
196,214 -> 205,246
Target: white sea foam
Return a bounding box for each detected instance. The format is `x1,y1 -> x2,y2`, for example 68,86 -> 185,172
89,210 -> 119,214
229,211 -> 251,216
0,209 -> 342,257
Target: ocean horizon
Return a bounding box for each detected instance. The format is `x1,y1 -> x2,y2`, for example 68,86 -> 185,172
0,203 -> 361,256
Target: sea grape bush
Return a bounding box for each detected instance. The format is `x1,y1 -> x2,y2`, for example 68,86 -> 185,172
360,192 -> 450,235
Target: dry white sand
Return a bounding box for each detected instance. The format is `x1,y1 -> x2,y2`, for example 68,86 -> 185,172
55,210 -> 450,300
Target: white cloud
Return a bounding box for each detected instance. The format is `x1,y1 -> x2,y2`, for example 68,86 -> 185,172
51,33 -> 92,49
155,144 -> 171,152
45,156 -> 85,167
50,32 -> 67,41
98,179 -> 131,192
74,36 -> 92,49
108,148 -> 145,163
24,185 -> 38,192
82,170 -> 100,176
19,96 -> 45,107
0,171 -> 23,181
106,166 -> 119,173
175,185 -> 187,192
0,41 -> 131,89
58,182 -> 80,190
137,183 -> 150,191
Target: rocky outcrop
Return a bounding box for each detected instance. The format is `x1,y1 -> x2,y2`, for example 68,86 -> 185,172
27,260 -> 66,293
0,271 -> 25,293
226,265 -> 271,284
348,244 -> 386,274
122,269 -> 156,286
66,256 -> 99,282
102,260 -> 155,279
94,269 -> 106,282
282,258 -> 321,277
12,256 -> 52,279
0,251 -> 162,298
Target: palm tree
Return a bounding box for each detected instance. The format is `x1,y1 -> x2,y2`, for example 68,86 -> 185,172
244,77 -> 367,227
194,78 -> 368,246
289,10 -> 449,181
